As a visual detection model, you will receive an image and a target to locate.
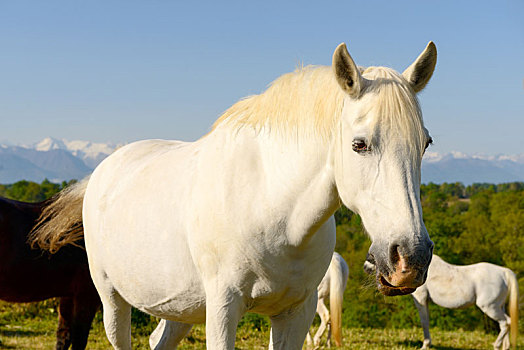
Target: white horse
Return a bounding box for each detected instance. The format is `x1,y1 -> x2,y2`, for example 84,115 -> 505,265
306,252 -> 349,348
33,41 -> 437,349
412,255 -> 519,350
365,255 -> 519,350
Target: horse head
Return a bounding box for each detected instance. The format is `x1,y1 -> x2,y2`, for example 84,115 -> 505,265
332,42 -> 436,296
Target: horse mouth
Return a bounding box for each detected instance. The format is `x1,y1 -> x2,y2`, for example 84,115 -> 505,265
377,275 -> 416,296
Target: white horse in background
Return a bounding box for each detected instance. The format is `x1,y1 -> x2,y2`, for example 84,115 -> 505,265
306,252 -> 349,348
33,41 -> 437,350
412,255 -> 519,350
365,255 -> 519,350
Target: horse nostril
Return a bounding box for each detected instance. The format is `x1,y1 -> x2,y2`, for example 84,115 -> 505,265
389,243 -> 411,274
389,244 -> 401,268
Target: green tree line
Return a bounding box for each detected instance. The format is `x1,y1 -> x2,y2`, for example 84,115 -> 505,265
1,180 -> 523,333
0,179 -> 76,203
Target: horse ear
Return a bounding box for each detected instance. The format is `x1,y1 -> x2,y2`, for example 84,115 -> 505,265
333,43 -> 364,98
402,41 -> 437,93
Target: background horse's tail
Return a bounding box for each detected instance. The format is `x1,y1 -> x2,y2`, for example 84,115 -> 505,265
330,252 -> 349,347
28,177 -> 89,253
506,268 -> 519,349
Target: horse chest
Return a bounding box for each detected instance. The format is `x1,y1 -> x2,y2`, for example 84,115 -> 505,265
253,235 -> 334,314
246,257 -> 324,316
190,227 -> 334,317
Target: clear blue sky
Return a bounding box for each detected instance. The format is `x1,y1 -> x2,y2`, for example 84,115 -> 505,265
0,0 -> 522,155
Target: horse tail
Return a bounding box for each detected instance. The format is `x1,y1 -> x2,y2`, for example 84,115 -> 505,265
506,268 -> 519,349
329,252 -> 349,347
28,177 -> 89,253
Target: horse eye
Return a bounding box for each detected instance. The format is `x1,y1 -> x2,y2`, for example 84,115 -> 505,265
352,138 -> 369,153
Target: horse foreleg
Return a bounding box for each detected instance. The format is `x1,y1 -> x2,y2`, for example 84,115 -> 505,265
412,295 -> 431,349
313,297 -> 330,347
269,292 -> 317,350
149,319 -> 193,350
56,297 -> 74,350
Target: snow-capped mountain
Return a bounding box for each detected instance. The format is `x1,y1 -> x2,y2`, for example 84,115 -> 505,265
0,146 -> 92,183
0,138 -> 523,184
0,137 -> 120,183
421,152 -> 524,184
33,137 -> 120,168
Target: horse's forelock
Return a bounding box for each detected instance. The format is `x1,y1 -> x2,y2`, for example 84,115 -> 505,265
362,67 -> 428,163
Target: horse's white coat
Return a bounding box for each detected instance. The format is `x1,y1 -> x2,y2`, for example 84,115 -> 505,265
412,255 -> 519,350
83,43 -> 436,349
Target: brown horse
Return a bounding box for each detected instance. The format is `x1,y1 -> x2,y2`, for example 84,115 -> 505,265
0,194 -> 100,349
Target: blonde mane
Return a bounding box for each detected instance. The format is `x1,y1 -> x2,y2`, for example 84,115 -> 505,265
213,65 -> 345,143
213,65 -> 428,156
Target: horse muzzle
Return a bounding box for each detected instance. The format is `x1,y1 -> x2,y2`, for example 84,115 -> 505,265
365,239 -> 433,296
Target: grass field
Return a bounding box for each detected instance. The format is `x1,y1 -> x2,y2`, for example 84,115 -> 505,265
0,301 -> 522,349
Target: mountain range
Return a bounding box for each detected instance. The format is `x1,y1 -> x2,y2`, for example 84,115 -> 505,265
1,137 -> 523,185
0,138 -> 120,183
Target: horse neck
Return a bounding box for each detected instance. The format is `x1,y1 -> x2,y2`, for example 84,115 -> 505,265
431,255 -> 447,267
208,125 -> 340,245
